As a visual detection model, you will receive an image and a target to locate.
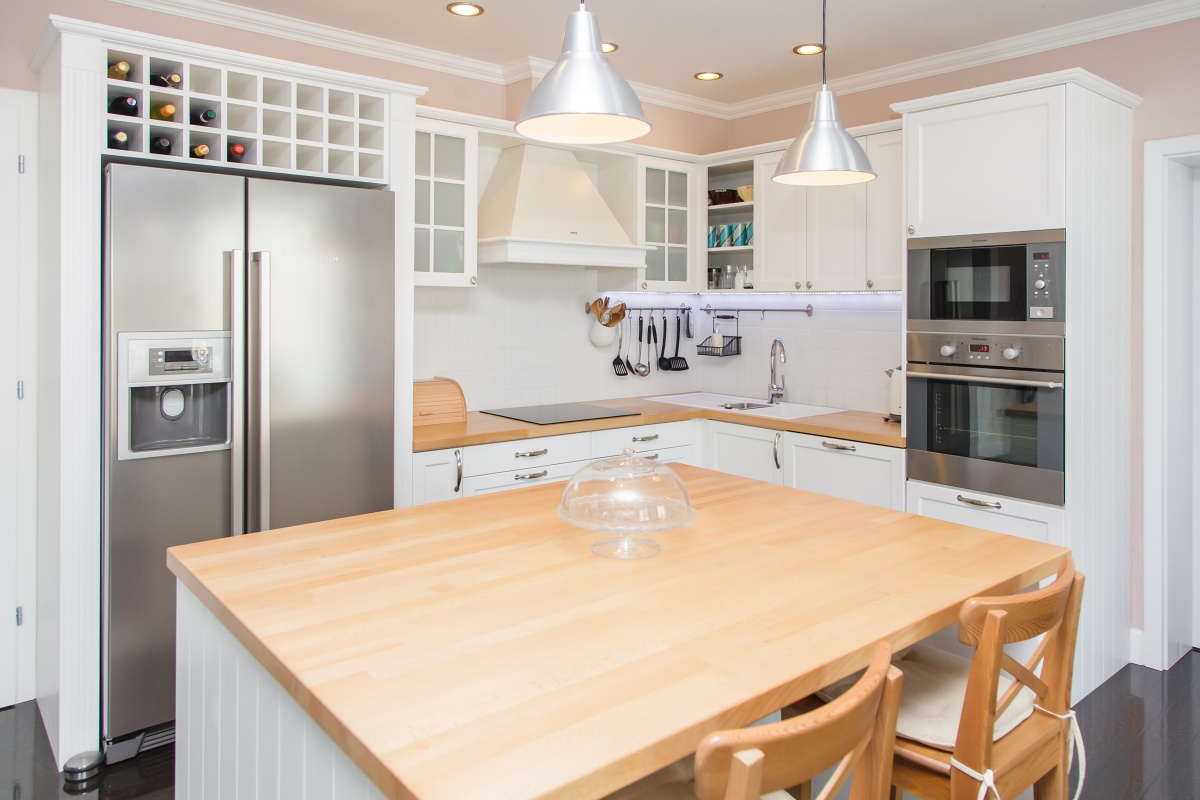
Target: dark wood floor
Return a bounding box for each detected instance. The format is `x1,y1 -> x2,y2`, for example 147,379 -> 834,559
1,650 -> 1197,799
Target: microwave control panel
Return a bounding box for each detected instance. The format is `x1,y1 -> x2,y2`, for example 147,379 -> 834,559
1028,242 -> 1065,321
907,331 -> 1065,372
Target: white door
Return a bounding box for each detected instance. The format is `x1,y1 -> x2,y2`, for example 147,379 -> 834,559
0,89 -> 37,708
805,180 -> 866,292
705,422 -> 783,485
864,130 -> 904,291
753,153 -> 807,292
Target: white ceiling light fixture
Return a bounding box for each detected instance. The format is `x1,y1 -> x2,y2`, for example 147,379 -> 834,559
773,0 -> 875,186
515,1 -> 651,145
446,3 -> 484,16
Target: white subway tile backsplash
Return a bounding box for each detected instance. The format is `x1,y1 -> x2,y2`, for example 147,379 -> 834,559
414,267 -> 902,414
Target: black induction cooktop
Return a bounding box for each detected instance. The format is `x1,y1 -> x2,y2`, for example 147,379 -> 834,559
481,403 -> 640,426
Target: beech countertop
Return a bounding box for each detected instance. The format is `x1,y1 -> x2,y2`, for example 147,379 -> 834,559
413,396 -> 904,451
167,465 -> 1065,800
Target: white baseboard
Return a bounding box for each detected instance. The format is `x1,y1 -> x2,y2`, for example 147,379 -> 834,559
1129,627 -> 1145,667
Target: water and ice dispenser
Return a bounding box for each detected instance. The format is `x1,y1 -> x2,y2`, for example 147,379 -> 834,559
117,331 -> 232,460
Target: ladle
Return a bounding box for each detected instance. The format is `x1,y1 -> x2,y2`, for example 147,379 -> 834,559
633,315 -> 650,376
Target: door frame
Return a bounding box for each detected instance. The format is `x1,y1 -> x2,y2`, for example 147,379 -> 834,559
0,87 -> 39,706
1141,133 -> 1200,669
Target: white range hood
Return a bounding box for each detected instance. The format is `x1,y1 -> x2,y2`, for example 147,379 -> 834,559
477,144 -> 650,269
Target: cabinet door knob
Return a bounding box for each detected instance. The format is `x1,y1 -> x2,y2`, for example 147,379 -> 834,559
866,279 -> 874,288
806,280 -> 813,289
470,276 -> 477,285
795,281 -> 801,290
907,225 -> 915,235
641,281 -> 648,289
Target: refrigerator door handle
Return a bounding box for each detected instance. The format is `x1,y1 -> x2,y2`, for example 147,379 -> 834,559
250,250 -> 272,533
230,249 -> 246,536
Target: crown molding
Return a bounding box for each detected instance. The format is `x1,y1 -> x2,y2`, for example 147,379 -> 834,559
104,0 -> 1198,120
891,67 -> 1142,114
106,0 -> 507,84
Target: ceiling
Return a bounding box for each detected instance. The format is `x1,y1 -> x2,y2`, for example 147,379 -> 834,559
207,0 -> 1172,105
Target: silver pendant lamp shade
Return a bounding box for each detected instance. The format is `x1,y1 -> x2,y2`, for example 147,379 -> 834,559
515,1 -> 651,144
773,0 -> 875,186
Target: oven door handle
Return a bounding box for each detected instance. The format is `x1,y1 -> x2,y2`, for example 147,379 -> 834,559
906,370 -> 1064,390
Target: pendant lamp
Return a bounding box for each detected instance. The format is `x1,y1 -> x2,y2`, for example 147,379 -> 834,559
773,0 -> 875,186
516,1 -> 651,144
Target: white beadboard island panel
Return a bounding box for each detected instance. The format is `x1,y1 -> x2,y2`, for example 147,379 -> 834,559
176,584 -> 386,800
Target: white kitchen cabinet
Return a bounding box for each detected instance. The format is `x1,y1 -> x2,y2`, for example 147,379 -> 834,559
905,479 -> 1064,545
806,178 -> 866,292
782,433 -> 905,510
461,459 -> 589,497
468,433 -> 591,475
638,156 -> 697,291
901,86 -> 1066,238
864,129 -> 904,291
413,116 -> 478,287
411,448 -> 462,505
753,152 -> 807,291
591,421 -> 695,457
705,421 -> 784,485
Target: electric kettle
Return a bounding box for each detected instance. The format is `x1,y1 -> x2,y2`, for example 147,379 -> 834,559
885,366 -> 903,421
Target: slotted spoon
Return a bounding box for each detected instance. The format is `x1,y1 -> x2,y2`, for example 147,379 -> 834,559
612,321 -> 627,376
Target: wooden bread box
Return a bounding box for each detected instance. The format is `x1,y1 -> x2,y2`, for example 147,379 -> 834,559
413,377 -> 466,426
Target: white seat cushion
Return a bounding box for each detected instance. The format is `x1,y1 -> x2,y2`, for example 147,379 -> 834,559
819,645 -> 1036,750
603,756 -> 795,800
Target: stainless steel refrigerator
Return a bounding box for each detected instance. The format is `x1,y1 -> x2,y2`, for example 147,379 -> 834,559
101,163 -> 395,757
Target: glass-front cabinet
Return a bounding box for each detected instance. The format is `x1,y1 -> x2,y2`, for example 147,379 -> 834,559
414,118 -> 477,287
638,156 -> 696,291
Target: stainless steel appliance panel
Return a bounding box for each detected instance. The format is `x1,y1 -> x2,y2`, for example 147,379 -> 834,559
246,179 -> 395,531
106,165 -> 244,332
103,166 -> 244,743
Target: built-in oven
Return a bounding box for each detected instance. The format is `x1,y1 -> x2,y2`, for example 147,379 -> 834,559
906,331 -> 1065,506
908,229 -> 1065,335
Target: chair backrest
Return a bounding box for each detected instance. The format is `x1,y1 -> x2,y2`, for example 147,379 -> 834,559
693,642 -> 903,800
953,556 -> 1085,776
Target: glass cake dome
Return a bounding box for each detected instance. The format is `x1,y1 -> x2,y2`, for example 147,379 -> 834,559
558,446 -> 695,559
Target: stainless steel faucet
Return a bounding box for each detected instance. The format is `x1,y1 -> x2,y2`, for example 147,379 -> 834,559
768,338 -> 787,404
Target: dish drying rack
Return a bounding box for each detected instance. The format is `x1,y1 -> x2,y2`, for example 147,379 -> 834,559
697,315 -> 741,357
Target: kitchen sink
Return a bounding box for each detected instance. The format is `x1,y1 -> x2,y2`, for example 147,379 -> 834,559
649,393 -> 844,420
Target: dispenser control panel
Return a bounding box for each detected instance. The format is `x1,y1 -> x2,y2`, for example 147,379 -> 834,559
149,346 -> 214,375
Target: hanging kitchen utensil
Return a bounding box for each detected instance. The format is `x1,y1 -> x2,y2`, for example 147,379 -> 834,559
633,315 -> 650,376
670,313 -> 689,370
657,312 -> 673,371
684,308 -> 694,339
612,322 -> 627,376
624,316 -> 635,375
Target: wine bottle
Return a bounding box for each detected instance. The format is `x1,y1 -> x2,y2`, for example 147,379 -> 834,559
190,109 -> 217,126
149,72 -> 183,89
107,61 -> 131,80
149,136 -> 173,155
108,130 -> 130,150
149,102 -> 177,121
227,142 -> 246,163
107,96 -> 139,117
190,143 -> 211,159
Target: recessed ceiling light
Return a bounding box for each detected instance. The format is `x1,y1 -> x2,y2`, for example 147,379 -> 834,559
793,43 -> 824,55
446,3 -> 483,16
601,42 -> 618,53
694,71 -> 723,81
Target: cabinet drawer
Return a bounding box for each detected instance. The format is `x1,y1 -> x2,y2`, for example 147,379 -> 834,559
905,479 -> 1064,545
591,421 -> 693,456
783,433 -> 905,510
466,433 -> 591,476
460,459 -> 587,497
631,445 -> 694,466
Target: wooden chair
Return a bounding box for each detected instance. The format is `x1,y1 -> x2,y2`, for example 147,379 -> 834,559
607,641 -> 903,800
888,557 -> 1085,800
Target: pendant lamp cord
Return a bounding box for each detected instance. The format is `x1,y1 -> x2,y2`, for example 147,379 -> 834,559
821,0 -> 828,85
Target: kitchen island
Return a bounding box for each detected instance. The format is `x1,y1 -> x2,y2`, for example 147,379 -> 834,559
168,465 -> 1065,800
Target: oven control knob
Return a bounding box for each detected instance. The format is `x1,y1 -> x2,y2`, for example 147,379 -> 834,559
940,345 -> 957,357
1034,279 -> 1047,290
1002,347 -> 1020,360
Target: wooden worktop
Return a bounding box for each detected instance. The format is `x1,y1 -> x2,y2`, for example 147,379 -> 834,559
168,465 -> 1063,800
412,396 -> 904,451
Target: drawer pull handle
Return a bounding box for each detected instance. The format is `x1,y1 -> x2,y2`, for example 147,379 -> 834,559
515,470 -> 549,481
821,441 -> 857,452
773,432 -> 781,470
642,453 -> 660,460
632,434 -> 659,442
454,449 -> 462,493
956,494 -> 1002,509
515,448 -> 549,458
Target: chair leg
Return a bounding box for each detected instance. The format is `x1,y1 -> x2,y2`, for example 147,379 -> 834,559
1032,732 -> 1071,800
789,781 -> 812,800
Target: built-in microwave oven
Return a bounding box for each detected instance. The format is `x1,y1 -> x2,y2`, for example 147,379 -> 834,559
907,229 -> 1065,335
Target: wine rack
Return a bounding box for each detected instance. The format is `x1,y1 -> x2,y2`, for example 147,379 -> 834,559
104,47 -> 389,183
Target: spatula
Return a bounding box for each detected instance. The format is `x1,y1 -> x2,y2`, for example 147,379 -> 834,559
657,312 -> 673,371
670,313 -> 689,370
624,316 -> 636,376
612,322 -> 627,376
